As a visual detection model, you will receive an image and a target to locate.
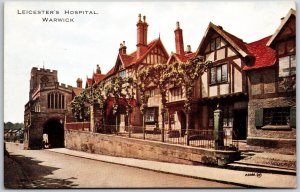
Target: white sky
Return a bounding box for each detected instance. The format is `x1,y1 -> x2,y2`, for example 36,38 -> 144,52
4,1 -> 295,123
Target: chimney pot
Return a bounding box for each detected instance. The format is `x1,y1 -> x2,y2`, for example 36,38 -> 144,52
119,41 -> 127,55
76,78 -> 82,88
174,21 -> 184,55
176,21 -> 180,29
143,15 -> 146,22
96,65 -> 101,74
186,45 -> 192,53
138,14 -> 142,22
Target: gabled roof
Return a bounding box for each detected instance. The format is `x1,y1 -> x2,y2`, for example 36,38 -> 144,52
104,38 -> 169,80
267,9 -> 296,47
86,78 -> 93,87
243,36 -> 277,71
93,73 -> 105,84
196,22 -> 251,58
167,52 -> 196,64
72,87 -> 83,96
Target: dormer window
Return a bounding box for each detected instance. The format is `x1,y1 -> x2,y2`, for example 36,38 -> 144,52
206,37 -> 222,53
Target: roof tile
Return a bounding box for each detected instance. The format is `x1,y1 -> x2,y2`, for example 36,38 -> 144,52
243,36 -> 277,71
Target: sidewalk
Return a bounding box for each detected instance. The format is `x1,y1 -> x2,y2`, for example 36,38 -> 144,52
48,148 -> 297,188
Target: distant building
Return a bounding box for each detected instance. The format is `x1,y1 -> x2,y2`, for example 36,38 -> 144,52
24,67 -> 82,149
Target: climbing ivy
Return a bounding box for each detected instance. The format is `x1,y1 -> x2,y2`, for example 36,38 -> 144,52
71,89 -> 91,122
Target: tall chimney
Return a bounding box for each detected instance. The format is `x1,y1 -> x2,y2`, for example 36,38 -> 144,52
137,14 -> 148,58
174,21 -> 184,55
142,16 -> 148,45
76,78 -> 82,88
119,41 -> 127,55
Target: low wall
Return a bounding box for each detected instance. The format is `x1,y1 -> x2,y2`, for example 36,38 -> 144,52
65,122 -> 90,131
65,129 -> 240,166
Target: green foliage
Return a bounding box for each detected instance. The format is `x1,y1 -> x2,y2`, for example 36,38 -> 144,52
104,76 -> 135,115
165,56 -> 210,113
137,55 -> 210,115
4,122 -> 24,130
71,89 -> 91,122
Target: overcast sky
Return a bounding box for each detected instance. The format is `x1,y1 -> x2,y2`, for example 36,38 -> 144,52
4,1 -> 295,123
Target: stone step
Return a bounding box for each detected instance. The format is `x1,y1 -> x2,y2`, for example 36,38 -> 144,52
227,162 -> 296,176
236,159 -> 296,170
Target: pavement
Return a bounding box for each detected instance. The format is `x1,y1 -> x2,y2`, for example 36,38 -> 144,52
47,147 -> 297,188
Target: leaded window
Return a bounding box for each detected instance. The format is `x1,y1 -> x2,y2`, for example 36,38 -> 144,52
47,92 -> 65,109
210,64 -> 228,84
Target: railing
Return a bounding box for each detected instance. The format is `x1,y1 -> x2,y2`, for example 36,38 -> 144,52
96,125 -> 239,151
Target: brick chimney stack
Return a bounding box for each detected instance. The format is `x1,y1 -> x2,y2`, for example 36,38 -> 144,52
137,14 -> 148,58
174,21 -> 184,55
76,78 -> 82,88
119,41 -> 127,55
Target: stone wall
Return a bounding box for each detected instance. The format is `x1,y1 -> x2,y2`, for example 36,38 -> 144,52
65,129 -> 240,166
247,97 -> 296,154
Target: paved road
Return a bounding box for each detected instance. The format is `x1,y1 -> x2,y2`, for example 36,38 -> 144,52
5,142 -> 239,188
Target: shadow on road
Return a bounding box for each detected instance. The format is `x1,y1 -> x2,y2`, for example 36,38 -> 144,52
4,154 -> 78,189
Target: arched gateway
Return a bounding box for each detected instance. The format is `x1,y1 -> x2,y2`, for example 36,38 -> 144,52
43,119 -> 64,148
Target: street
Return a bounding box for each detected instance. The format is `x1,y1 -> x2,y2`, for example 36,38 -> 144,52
5,142 -> 239,188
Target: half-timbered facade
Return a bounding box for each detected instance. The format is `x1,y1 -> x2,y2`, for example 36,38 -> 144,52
165,22 -> 197,133
195,22 -> 249,140
96,14 -> 169,131
244,9 -> 296,154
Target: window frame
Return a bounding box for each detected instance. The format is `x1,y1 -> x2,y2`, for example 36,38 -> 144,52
209,63 -> 228,85
278,54 -> 296,78
119,70 -> 126,78
206,37 -> 223,53
263,107 -> 290,126
145,107 -> 158,123
47,92 -> 65,109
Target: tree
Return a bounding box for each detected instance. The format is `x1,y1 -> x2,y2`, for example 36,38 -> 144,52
90,82 -> 106,132
71,89 -> 91,122
137,56 -> 210,144
104,76 -> 135,133
137,63 -> 169,141
165,55 -> 210,145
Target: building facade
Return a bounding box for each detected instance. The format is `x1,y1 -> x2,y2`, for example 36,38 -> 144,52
24,10 -> 296,154
24,67 -> 81,149
244,9 -> 296,154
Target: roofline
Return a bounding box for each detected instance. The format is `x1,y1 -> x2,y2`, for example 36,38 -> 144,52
166,53 -> 176,64
104,38 -> 169,81
135,38 -> 169,64
266,8 -> 296,47
195,22 -> 249,58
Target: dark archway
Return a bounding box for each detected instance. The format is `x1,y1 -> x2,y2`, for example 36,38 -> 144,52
43,119 -> 64,148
